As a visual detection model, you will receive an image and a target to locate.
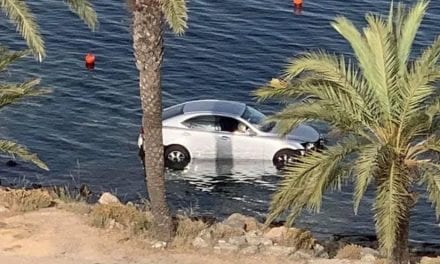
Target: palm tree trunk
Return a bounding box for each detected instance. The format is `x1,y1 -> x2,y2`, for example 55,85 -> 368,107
391,215 -> 410,264
132,0 -> 173,242
390,197 -> 411,264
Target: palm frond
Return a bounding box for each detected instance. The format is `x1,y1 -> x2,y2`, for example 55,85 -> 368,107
363,13 -> 397,123
331,16 -> 390,116
419,162 -> 440,219
0,140 -> 48,170
353,143 -> 381,214
0,0 -> 45,60
160,0 -> 187,35
267,136 -> 360,226
374,160 -> 410,256
0,46 -> 29,72
0,78 -> 49,108
266,101 -> 365,136
63,0 -> 98,31
396,0 -> 428,73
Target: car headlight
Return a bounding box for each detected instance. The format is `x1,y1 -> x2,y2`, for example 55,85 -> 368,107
305,142 -> 315,149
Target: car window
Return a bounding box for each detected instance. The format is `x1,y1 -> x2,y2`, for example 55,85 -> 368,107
182,116 -> 218,131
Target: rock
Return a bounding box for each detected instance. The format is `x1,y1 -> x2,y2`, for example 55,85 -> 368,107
313,243 -> 329,258
264,226 -> 315,249
264,226 -> 289,243
360,247 -> 380,257
6,160 -> 17,167
98,192 -> 120,205
228,236 -> 247,247
262,245 -> 296,256
240,245 -> 260,255
245,233 -> 273,247
210,223 -> 245,239
420,256 -> 440,264
0,206 -> 9,213
151,241 -> 167,249
222,213 -> 262,232
213,241 -> 240,253
192,237 -> 209,248
360,254 -> 376,263
290,249 -> 313,260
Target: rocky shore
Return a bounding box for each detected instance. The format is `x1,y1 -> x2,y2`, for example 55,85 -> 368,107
0,187 -> 439,264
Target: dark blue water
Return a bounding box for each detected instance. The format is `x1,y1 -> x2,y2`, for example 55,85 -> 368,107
1,0 -> 439,245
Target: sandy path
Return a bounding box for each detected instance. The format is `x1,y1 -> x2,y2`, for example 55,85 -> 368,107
0,208 -> 308,264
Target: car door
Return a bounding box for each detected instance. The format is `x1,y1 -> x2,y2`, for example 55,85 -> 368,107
216,116 -> 263,160
181,115 -> 218,159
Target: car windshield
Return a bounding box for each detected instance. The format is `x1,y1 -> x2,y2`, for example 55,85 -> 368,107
241,106 -> 275,132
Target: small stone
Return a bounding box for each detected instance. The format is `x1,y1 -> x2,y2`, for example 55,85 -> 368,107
245,234 -> 273,247
0,206 -> 9,213
313,243 -> 328,258
240,245 -> 260,255
360,247 -> 380,257
361,254 -> 376,263
228,236 -> 247,247
192,237 -> 209,248
151,241 -> 167,249
98,192 -> 120,205
215,242 -> 240,252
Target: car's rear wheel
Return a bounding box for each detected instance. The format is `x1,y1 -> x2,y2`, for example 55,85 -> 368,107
272,149 -> 302,169
164,145 -> 191,170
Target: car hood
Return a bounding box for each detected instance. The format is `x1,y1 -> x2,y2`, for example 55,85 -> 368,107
285,124 -> 320,142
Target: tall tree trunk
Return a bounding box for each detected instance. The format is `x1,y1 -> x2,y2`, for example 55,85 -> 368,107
389,196 -> 413,264
132,0 -> 173,242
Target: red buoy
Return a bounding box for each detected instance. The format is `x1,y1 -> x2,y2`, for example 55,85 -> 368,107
85,53 -> 96,64
293,0 -> 303,8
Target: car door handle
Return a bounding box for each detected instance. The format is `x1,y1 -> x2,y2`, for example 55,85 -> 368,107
219,135 -> 230,140
182,132 -> 191,136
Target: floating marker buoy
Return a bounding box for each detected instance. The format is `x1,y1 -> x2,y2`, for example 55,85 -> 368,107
293,0 -> 303,8
85,53 -> 95,70
85,53 -> 96,64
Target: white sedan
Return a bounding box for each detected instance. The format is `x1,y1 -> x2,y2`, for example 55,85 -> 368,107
138,99 -> 324,170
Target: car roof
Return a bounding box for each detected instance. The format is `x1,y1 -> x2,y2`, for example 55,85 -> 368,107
179,100 -> 247,116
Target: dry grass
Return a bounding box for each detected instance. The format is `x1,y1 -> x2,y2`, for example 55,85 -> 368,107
335,244 -> 363,260
90,203 -> 152,235
0,188 -> 53,212
172,216 -> 208,247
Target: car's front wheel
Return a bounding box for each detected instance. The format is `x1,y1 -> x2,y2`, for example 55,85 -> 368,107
164,145 -> 191,170
272,149 -> 302,169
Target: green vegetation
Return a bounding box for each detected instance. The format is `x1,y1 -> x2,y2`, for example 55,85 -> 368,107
256,1 -> 440,263
1,0 -> 97,60
0,47 -> 49,170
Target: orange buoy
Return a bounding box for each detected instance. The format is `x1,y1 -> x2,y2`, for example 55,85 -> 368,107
85,53 -> 96,64
293,0 -> 303,8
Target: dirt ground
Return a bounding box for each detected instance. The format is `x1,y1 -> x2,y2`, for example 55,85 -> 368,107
0,208 -> 312,264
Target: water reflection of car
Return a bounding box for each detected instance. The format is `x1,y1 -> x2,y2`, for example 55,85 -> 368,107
138,99 -> 324,170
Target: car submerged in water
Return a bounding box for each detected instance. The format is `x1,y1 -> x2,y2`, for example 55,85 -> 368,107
138,99 -> 324,170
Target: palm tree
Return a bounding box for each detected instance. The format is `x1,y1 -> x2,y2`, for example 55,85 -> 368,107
130,0 -> 187,242
255,1 -> 440,263
0,0 -> 97,168
0,47 -> 49,170
1,0 -> 98,60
